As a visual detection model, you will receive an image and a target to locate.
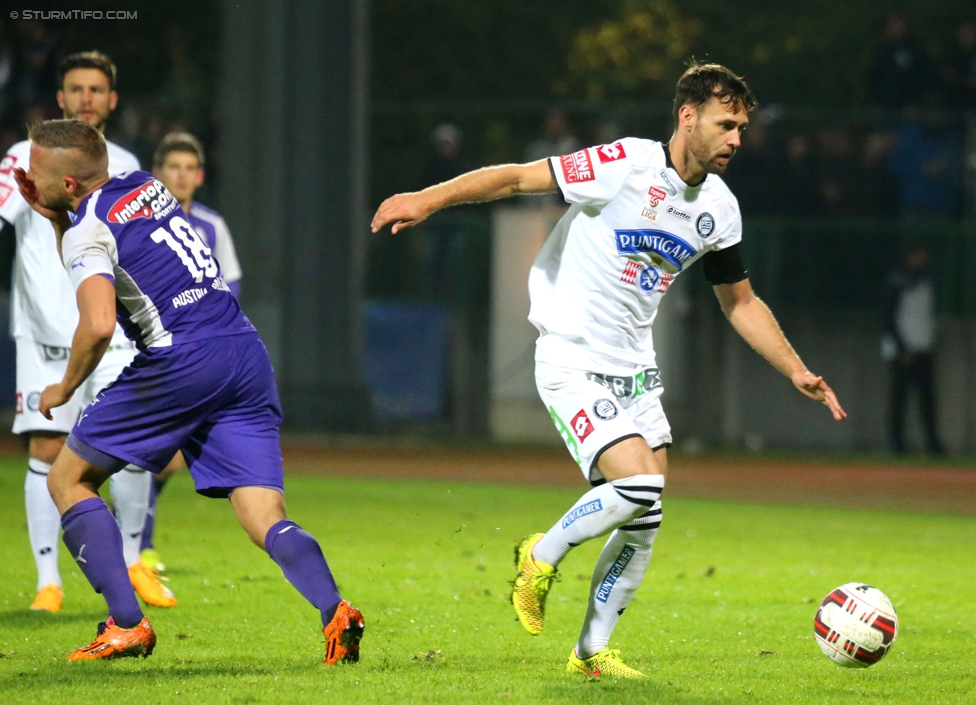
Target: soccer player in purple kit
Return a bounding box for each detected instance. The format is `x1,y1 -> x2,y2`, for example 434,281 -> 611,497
131,131 -> 246,572
13,118 -> 364,663
153,132 -> 242,298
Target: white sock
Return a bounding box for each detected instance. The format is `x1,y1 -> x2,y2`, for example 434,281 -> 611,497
576,501 -> 662,659
24,459 -> 61,590
110,467 -> 151,568
532,474 -> 665,567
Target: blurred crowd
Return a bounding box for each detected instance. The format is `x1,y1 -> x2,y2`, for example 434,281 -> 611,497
419,12 -> 975,223
732,13 -> 974,221
0,18 -> 217,198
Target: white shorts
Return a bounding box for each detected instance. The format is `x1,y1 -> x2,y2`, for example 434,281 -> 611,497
536,358 -> 672,484
13,337 -> 138,436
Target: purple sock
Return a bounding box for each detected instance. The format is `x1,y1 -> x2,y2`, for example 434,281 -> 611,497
62,497 -> 145,628
265,520 -> 341,626
140,475 -> 166,551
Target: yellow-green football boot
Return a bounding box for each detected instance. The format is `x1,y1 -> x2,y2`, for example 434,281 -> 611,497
511,533 -> 558,635
566,648 -> 646,679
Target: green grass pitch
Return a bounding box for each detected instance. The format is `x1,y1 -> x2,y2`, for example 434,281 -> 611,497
1,455 -> 975,703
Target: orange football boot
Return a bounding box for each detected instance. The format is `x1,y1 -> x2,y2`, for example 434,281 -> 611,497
323,600 -> 365,665
30,584 -> 63,612
129,562 -> 177,607
68,616 -> 156,661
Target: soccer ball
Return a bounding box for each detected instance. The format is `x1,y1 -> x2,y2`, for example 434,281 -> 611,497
814,582 -> 898,668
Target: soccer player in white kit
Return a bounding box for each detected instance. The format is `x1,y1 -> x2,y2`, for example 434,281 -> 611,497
0,52 -> 176,611
372,64 -> 847,678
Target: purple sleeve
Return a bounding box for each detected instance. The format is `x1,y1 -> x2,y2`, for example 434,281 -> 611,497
228,279 -> 241,299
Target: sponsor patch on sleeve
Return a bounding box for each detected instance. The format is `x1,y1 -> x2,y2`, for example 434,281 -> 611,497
0,183 -> 13,207
570,409 -> 595,442
560,149 -> 595,183
597,141 -> 627,163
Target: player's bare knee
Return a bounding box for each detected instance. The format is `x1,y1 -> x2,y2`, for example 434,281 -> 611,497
597,437 -> 667,480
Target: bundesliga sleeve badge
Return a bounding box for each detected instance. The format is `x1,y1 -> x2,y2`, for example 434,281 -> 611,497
641,186 -> 668,222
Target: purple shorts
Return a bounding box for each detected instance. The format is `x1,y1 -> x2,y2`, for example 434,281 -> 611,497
68,332 -> 284,498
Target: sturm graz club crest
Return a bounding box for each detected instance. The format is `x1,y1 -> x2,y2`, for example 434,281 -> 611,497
593,398 -> 618,420
696,212 -> 715,237
638,266 -> 661,295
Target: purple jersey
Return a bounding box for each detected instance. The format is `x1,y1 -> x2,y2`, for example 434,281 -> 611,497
62,171 -> 254,350
187,200 -> 242,285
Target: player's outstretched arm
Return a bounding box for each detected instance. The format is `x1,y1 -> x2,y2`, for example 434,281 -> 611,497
39,275 -> 117,419
714,279 -> 847,421
371,159 -> 556,234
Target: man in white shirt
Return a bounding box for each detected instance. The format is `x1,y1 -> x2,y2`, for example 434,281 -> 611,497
372,63 -> 846,678
0,51 -> 175,612
882,244 -> 943,454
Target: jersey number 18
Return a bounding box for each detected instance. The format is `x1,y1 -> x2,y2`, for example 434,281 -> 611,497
150,215 -> 218,283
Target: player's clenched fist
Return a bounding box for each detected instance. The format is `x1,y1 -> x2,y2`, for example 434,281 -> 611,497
370,192 -> 434,235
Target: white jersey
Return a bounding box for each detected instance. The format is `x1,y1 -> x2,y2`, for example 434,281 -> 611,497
0,139 -> 140,347
529,138 -> 742,372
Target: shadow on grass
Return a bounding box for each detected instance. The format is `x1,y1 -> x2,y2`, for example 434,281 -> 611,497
0,609 -> 105,626
542,679 -> 697,702
0,660 -> 311,689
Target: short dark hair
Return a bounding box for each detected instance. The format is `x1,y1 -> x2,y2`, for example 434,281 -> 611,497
29,118 -> 107,162
58,51 -> 117,91
672,62 -> 758,126
153,132 -> 206,169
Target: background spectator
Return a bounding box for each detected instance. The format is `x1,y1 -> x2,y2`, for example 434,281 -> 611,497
524,108 -> 579,209
421,124 -> 473,301
881,245 -> 944,455
868,12 -> 934,110
941,20 -> 976,110
889,107 -> 964,219
781,134 -> 819,218
524,108 -> 579,162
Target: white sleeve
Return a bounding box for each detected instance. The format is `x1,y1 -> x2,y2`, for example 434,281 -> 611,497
708,198 -> 743,252
211,214 -> 242,283
61,219 -> 117,290
0,150 -> 30,226
548,140 -> 633,207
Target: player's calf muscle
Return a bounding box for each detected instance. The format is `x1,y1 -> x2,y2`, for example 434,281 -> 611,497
47,452 -> 111,514
230,487 -> 287,548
